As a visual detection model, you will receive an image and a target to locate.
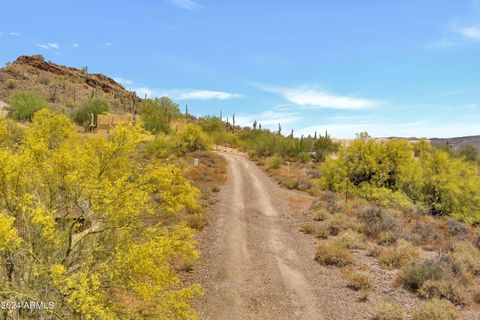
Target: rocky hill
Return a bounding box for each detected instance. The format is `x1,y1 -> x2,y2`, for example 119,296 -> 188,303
0,55 -> 141,114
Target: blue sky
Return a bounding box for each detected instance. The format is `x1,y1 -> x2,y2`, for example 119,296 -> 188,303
1,0 -> 480,138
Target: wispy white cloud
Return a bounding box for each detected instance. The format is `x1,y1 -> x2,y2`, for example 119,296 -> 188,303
35,42 -> 61,50
8,32 -> 20,36
71,43 -> 80,48
113,77 -> 133,85
235,111 -> 299,129
35,43 -> 50,49
131,87 -> 242,100
104,42 -> 114,47
458,26 -> 480,40
165,0 -> 203,10
166,89 -> 241,100
260,85 -> 379,110
426,38 -> 459,49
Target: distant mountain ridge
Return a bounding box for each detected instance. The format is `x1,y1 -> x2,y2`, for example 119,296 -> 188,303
429,135 -> 480,151
383,135 -> 480,151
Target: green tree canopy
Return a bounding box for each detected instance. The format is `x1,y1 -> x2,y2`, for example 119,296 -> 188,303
140,97 -> 180,134
320,135 -> 480,223
8,91 -> 49,121
71,98 -> 109,130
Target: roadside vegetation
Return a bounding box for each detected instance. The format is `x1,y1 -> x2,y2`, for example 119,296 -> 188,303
0,107 -> 214,319
2,84 -> 480,318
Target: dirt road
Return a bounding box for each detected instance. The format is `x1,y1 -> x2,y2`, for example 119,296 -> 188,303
194,150 -> 366,320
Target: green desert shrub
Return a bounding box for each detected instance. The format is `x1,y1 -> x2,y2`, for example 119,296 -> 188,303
371,302 -> 405,320
266,155 -> 282,169
412,298 -> 459,320
176,124 -> 211,154
71,98 -> 109,130
146,133 -> 176,158
8,91 -> 49,121
358,206 -> 403,242
400,260 -> 444,291
139,97 -> 179,134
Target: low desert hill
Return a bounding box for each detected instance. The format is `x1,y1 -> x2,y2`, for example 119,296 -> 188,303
430,135 -> 480,151
0,55 -> 141,114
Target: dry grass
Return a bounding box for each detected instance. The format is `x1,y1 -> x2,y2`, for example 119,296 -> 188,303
186,213 -> 207,230
372,302 -> 405,320
337,230 -> 369,250
378,240 -> 419,269
300,221 -> 317,235
418,279 -> 468,306
346,271 -> 374,291
472,287 -> 480,304
412,298 -> 459,320
313,207 -> 331,221
183,151 -> 228,191
447,241 -> 480,277
315,241 -> 353,267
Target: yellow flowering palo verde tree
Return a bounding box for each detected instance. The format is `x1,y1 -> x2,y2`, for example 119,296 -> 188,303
0,109 -> 202,319
320,133 -> 480,224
